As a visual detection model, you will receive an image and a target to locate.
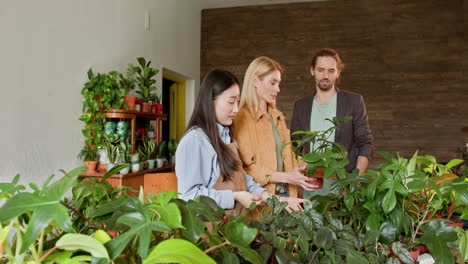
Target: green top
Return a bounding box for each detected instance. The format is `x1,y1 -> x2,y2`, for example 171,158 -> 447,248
269,114 -> 288,195
310,94 -> 337,151
269,114 -> 284,172
305,93 -> 338,199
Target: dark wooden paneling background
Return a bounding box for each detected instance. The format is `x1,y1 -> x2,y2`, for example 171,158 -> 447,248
201,0 -> 468,167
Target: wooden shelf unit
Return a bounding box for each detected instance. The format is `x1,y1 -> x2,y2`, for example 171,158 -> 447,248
80,165 -> 175,195
104,109 -> 167,152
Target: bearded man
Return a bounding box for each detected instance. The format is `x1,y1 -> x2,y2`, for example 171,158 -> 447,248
291,48 -> 373,175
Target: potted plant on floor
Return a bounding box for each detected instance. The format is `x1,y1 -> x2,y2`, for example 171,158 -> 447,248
77,145 -> 98,173
128,57 -> 159,112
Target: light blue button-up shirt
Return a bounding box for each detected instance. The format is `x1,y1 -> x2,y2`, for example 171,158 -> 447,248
175,123 -> 266,209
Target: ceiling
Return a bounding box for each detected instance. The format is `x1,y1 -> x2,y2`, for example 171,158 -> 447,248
200,0 -> 326,9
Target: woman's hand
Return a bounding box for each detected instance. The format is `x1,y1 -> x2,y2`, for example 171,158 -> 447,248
233,191 -> 263,208
285,165 -> 322,191
279,196 -> 307,212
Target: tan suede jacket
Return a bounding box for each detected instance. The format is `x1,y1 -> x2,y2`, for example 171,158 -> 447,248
232,106 -> 301,197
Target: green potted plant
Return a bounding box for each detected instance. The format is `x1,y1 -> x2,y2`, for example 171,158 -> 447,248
140,136 -> 156,170
128,57 -> 159,112
168,138 -> 178,164
79,68 -> 106,154
119,66 -> 137,111
118,140 -> 131,174
77,145 -> 98,173
156,140 -> 167,168
99,71 -> 126,111
287,116 -> 351,193
105,141 -> 118,171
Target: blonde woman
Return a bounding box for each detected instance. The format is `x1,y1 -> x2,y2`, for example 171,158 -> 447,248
232,57 -> 321,198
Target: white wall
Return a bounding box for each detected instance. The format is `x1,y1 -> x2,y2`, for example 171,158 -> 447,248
0,0 -> 203,185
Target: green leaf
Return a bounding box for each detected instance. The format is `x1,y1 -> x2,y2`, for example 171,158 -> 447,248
365,213 -> 383,231
56,233 -> 109,259
382,190 -> 396,214
458,229 -> 468,261
236,245 -> 264,264
314,227 -> 335,249
151,203 -> 184,229
418,220 -> 458,264
363,230 -> 380,245
344,194 -> 354,211
223,253 -> 240,264
107,200 -> 172,259
379,221 -> 397,245
391,242 -> 413,264
334,239 -> 354,256
346,249 -> 369,264
302,152 -> 321,164
445,159 -> 463,169
179,202 -> 205,243
143,239 -> 216,264
225,222 -> 257,247
259,243 -> 273,262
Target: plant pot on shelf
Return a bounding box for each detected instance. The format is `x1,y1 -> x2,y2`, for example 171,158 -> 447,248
141,102 -> 150,112
130,153 -> 140,164
155,103 -> 163,114
119,164 -> 131,174
97,148 -> 108,172
123,95 -> 136,111
156,158 -> 164,168
84,161 -> 98,173
107,163 -> 116,172
147,159 -> 155,170
131,162 -> 140,173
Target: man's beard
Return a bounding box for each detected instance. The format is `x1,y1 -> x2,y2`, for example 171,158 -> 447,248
317,79 -> 333,91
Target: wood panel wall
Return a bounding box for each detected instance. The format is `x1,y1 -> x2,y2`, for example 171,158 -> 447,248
201,0 -> 468,166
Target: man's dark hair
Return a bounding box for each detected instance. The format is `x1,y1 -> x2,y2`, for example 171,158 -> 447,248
310,48 -> 345,71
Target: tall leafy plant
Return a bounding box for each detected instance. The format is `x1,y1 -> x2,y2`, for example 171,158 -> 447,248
129,57 -> 159,103
288,116 -> 351,179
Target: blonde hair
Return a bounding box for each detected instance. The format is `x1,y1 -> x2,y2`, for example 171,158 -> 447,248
239,56 -> 283,113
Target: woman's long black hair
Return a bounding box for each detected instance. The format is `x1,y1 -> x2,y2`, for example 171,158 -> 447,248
184,69 -> 240,181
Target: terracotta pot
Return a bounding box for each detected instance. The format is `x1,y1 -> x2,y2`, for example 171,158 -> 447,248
123,95 -> 136,111
141,102 -> 150,112
151,104 -> 157,113
309,167 -> 324,189
155,103 -> 163,114
97,163 -> 107,173
409,248 -> 420,262
412,244 -> 428,254
84,161 -> 98,173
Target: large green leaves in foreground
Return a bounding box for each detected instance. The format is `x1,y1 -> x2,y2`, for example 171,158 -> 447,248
0,167 -> 86,253
106,197 -> 172,259
55,233 -> 109,259
418,220 -> 458,264
143,239 -> 216,264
